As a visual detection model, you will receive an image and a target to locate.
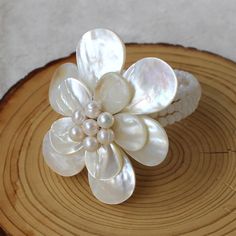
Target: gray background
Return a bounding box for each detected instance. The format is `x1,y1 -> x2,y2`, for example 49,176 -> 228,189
0,0 -> 235,98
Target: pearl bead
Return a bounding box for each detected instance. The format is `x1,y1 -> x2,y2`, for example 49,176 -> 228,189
83,136 -> 99,152
72,109 -> 86,125
97,112 -> 114,129
97,129 -> 115,145
69,126 -> 85,142
85,101 -> 101,118
82,119 -> 99,136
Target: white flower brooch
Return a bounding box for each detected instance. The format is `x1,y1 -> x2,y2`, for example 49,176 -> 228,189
42,28 -> 201,204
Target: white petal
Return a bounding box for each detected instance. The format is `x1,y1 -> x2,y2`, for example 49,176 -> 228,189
49,117 -> 83,154
88,150 -> 135,204
123,58 -> 178,114
94,72 -> 132,114
113,113 -> 147,151
76,28 -> 125,91
49,63 -> 92,116
85,143 -> 123,180
127,116 -> 169,166
42,132 -> 85,176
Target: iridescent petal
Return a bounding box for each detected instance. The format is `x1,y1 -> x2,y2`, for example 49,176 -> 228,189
49,117 -> 83,154
123,57 -> 178,114
49,63 -> 92,116
85,143 -> 123,180
88,151 -> 135,204
94,72 -> 132,114
76,28 -> 125,91
42,132 -> 85,176
127,116 -> 169,166
113,113 -> 147,151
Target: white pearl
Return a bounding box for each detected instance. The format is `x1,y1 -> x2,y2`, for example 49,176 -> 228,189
97,112 -> 114,129
83,136 -> 99,152
97,129 -> 115,145
85,101 -> 101,118
49,117 -> 82,154
72,109 -> 86,125
69,125 -> 85,142
82,119 -> 99,136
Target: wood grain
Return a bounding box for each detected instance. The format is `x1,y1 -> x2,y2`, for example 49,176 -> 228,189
0,44 -> 236,236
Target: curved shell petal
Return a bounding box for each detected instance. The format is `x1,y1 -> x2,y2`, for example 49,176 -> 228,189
49,63 -> 92,116
113,113 -> 147,151
49,117 -> 83,154
42,132 -> 85,176
123,57 -> 178,114
85,143 -> 123,180
94,72 -> 132,114
88,151 -> 135,204
76,28 -> 125,91
127,116 -> 169,166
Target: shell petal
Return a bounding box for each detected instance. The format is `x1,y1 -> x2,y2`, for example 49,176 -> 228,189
94,72 -> 132,114
113,113 -> 147,151
42,132 -> 85,176
49,117 -> 83,154
85,143 -> 123,180
127,116 -> 169,166
49,63 -> 92,116
88,151 -> 135,204
123,57 -> 178,114
76,28 -> 125,91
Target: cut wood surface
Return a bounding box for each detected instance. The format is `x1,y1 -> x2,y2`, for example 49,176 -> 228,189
0,44 -> 236,236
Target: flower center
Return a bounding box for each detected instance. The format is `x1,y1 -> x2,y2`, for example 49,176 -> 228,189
69,101 -> 115,152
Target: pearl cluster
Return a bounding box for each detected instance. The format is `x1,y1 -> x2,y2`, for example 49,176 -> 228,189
69,101 -> 115,152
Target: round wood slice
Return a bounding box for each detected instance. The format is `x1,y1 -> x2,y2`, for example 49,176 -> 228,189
0,44 -> 236,236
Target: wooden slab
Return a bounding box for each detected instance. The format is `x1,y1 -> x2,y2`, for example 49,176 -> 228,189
0,44 -> 236,236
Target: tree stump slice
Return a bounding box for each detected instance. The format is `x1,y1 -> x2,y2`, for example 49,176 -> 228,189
0,44 -> 236,236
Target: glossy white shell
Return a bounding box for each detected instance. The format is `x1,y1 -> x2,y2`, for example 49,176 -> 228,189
76,28 -> 125,91
88,151 -> 135,204
42,132 -> 85,176
113,113 -> 147,151
49,117 -> 83,154
94,72 -> 132,114
123,58 -> 178,114
85,143 -> 123,180
127,116 -> 169,166
49,63 -> 92,116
